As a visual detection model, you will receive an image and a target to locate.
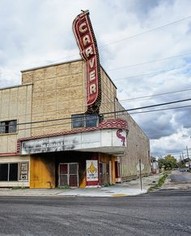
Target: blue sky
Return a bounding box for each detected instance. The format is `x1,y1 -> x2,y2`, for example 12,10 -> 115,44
0,0 -> 191,159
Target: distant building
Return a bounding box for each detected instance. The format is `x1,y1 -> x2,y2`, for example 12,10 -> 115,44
151,157 -> 159,174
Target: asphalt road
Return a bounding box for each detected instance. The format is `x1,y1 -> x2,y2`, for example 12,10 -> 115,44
0,188 -> 191,236
170,170 -> 191,183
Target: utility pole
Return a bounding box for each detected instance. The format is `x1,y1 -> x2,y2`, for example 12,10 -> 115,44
186,146 -> 189,159
139,159 -> 143,191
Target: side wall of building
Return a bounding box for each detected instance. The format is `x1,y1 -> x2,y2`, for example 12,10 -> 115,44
99,67 -> 117,116
115,101 -> 151,180
0,85 -> 32,187
0,84 -> 32,153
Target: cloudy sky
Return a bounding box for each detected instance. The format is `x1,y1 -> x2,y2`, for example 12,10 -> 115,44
0,0 -> 191,159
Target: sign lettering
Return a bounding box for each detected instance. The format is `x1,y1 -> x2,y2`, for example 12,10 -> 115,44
73,11 -> 101,108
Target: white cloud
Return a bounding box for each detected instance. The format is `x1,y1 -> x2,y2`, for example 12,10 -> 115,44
151,127 -> 191,159
0,0 -> 191,158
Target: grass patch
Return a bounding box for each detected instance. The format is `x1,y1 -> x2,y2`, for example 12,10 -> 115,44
148,172 -> 169,192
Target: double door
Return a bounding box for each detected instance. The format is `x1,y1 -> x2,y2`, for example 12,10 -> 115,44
99,162 -> 109,185
59,163 -> 79,187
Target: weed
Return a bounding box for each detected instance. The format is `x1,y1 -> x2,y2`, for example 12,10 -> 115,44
148,173 -> 168,192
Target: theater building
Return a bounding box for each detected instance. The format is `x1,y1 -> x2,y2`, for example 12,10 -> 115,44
0,11 -> 151,188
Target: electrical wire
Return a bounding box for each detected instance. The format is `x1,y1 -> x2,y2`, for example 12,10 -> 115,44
107,52 -> 191,71
129,104 -> 191,115
7,97 -> 191,128
99,15 -> 191,47
119,88 -> 191,102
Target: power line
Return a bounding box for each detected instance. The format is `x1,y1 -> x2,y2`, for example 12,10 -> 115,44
14,97 -> 191,127
129,104 -> 191,115
1,98 -> 190,133
119,88 -> 191,102
10,104 -> 191,133
2,84 -> 189,120
100,15 -> 191,47
111,64 -> 189,83
108,52 -> 191,71
2,15 -> 189,76
104,98 -> 191,116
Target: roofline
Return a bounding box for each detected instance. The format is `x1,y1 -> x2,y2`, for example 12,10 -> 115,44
100,65 -> 117,89
20,58 -> 118,89
21,58 -> 82,73
0,83 -> 33,91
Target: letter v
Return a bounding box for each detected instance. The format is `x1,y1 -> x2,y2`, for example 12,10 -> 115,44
89,57 -> 95,68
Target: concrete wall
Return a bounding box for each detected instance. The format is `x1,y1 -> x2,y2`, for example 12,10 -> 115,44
0,84 -> 32,153
0,59 -> 150,186
115,101 -> 151,179
21,60 -> 150,179
99,67 -> 117,116
21,61 -> 118,137
22,60 -> 86,136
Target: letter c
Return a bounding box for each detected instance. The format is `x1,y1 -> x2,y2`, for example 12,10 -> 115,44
79,22 -> 87,33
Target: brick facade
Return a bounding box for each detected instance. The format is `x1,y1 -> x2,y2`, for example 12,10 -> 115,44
0,59 -> 151,188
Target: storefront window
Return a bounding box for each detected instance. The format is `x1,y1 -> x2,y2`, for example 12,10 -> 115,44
0,164 -> 8,181
0,163 -> 28,181
0,163 -> 18,181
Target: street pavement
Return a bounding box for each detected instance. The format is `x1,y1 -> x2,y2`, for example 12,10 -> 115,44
161,169 -> 191,190
0,174 -> 161,197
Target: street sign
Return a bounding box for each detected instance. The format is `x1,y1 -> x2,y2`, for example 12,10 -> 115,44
136,162 -> 144,171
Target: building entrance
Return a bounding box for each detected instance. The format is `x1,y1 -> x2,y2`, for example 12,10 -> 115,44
99,162 -> 109,185
58,163 -> 79,187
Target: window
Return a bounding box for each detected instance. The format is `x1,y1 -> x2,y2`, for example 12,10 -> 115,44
0,163 -> 18,181
85,114 -> 98,127
0,120 -> 17,134
71,114 -> 84,128
0,164 -> 8,181
71,114 -> 99,128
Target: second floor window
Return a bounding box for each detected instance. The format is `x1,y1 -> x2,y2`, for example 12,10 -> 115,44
0,120 -> 17,134
71,114 -> 99,128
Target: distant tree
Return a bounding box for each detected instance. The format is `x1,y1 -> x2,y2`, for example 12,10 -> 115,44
158,158 -> 165,169
158,155 -> 177,170
164,154 -> 177,169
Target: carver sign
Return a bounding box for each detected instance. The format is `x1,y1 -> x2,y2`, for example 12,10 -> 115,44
73,10 -> 101,112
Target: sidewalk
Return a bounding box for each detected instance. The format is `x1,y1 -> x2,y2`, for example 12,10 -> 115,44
0,174 -> 161,197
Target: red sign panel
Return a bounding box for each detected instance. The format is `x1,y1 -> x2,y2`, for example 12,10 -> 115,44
73,11 -> 100,107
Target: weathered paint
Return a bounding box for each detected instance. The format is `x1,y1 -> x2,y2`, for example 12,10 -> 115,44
73,10 -> 101,112
21,128 -> 127,155
30,155 -> 55,189
100,153 -> 116,185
